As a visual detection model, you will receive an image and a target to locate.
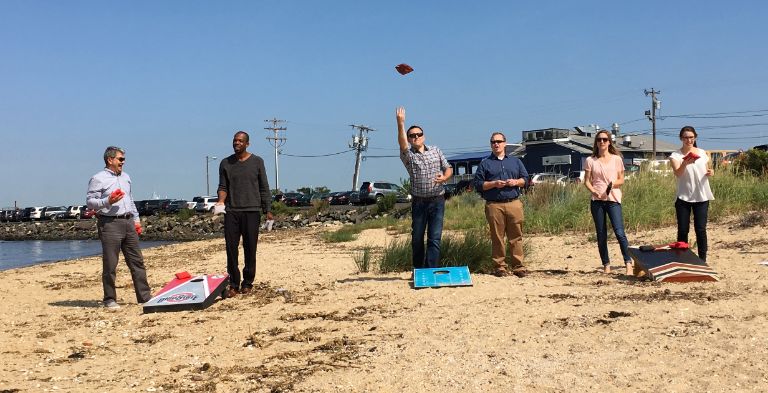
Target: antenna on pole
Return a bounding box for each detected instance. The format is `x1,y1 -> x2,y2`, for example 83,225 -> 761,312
265,118 -> 287,191
349,124 -> 375,191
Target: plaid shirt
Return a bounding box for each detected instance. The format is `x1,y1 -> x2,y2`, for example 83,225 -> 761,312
400,145 -> 449,198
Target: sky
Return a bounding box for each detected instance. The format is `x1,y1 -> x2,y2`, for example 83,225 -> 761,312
2,1 -> 767,207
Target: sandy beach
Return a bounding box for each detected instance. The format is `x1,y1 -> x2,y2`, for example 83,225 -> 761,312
1,216 -> 767,392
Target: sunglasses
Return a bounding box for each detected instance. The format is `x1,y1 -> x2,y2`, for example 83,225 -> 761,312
490,140 -> 505,144
407,132 -> 423,139
596,138 -> 610,143
115,157 -> 126,162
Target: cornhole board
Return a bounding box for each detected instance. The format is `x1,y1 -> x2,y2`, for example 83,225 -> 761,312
413,266 -> 473,288
628,247 -> 719,282
143,272 -> 229,313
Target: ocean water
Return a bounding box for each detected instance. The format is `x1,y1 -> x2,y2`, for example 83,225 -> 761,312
0,240 -> 174,271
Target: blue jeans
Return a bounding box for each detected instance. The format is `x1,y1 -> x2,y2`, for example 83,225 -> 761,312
411,197 -> 446,268
590,200 -> 631,266
675,198 -> 709,262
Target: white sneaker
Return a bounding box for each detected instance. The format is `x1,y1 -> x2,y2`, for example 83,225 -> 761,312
104,300 -> 121,309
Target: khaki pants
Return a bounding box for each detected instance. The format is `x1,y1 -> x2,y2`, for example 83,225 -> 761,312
484,199 -> 525,271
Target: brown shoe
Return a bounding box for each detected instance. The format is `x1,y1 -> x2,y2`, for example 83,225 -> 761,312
512,269 -> 529,278
240,287 -> 252,295
224,288 -> 238,298
493,269 -> 511,277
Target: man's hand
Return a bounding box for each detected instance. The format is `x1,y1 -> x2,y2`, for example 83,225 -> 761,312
266,212 -> 274,221
396,107 -> 405,125
505,179 -> 520,187
494,180 -> 506,189
134,222 -> 143,236
434,173 -> 449,184
108,189 -> 124,204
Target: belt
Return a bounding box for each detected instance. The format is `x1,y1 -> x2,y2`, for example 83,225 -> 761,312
100,213 -> 134,219
486,198 -> 518,204
412,194 -> 444,202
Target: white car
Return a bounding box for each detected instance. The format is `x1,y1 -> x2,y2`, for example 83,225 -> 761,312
192,196 -> 219,213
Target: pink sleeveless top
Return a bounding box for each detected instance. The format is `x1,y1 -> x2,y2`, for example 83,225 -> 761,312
585,155 -> 625,203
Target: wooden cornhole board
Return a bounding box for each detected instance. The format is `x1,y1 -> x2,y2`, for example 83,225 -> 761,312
143,272 -> 229,313
413,266 -> 473,288
628,247 -> 719,282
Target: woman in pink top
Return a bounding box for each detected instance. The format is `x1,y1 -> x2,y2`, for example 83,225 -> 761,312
584,130 -> 632,275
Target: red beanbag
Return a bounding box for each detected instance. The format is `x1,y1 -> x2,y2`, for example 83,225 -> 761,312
395,63 -> 413,75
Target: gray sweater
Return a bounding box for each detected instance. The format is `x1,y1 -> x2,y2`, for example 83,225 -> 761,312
217,154 -> 271,213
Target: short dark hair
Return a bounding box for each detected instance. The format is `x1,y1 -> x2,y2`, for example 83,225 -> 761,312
406,125 -> 423,135
235,131 -> 250,143
490,132 -> 506,142
103,146 -> 125,165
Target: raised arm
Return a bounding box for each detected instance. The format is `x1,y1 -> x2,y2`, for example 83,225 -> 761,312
396,107 -> 408,151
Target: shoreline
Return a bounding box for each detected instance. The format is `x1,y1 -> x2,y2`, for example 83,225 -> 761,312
0,220 -> 766,392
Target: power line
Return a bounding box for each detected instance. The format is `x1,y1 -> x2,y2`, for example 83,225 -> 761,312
280,149 -> 355,158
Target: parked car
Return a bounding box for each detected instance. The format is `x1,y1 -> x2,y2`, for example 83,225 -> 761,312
310,193 -> 330,203
165,199 -> 189,214
141,199 -> 171,216
42,206 -> 69,220
348,191 -> 361,205
81,206 -> 97,219
329,191 -> 354,205
282,192 -> 310,207
192,196 -> 219,213
359,181 -> 410,204
67,205 -> 85,219
529,173 -> 565,187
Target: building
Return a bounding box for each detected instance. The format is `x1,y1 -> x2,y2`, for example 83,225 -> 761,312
446,125 -> 679,182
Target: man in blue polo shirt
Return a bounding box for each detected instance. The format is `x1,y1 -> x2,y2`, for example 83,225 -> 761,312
397,107 -> 453,270
474,132 -> 530,277
86,146 -> 152,309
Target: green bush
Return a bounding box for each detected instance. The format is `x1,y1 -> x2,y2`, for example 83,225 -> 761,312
735,149 -> 768,177
176,208 -> 195,221
353,247 -> 373,273
375,193 -> 398,214
270,201 -> 297,217
310,199 -> 330,215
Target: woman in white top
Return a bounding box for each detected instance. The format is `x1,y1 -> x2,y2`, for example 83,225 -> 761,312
669,126 -> 715,262
584,130 -> 632,275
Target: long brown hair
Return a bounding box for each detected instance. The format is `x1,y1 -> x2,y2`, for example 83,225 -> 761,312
591,130 -> 622,158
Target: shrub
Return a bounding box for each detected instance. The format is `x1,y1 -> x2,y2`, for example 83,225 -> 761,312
375,193 -> 398,215
353,247 -> 373,273
310,199 -> 330,215
176,208 -> 195,221
735,149 -> 768,177
270,201 -> 297,217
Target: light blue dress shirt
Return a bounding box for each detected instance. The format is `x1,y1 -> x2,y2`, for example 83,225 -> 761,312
86,168 -> 140,223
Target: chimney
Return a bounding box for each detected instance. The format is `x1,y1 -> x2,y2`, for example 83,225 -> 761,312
622,135 -> 632,147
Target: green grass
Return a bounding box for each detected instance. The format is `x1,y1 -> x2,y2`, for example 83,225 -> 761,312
321,216 -> 400,243
352,247 -> 373,273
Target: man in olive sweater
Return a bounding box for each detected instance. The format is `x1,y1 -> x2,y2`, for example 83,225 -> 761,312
216,131 -> 273,297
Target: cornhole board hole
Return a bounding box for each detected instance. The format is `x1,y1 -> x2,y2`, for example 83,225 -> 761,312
143,272 -> 229,313
413,266 -> 473,288
628,247 -> 719,283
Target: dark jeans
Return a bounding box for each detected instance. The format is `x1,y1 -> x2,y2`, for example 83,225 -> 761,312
97,216 -> 152,303
590,200 -> 631,266
224,210 -> 261,290
675,198 -> 709,261
411,196 -> 446,269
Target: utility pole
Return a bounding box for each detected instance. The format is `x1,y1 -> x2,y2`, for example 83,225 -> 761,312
348,124 -> 375,191
644,88 -> 661,161
265,118 -> 287,191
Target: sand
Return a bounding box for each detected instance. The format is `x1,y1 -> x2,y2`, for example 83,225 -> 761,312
0,217 -> 767,392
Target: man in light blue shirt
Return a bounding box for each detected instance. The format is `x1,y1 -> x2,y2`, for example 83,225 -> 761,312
87,146 -> 151,309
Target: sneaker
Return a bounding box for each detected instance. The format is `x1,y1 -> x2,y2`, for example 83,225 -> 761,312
104,300 -> 120,309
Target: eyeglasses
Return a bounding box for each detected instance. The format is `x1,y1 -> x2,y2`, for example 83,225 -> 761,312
115,157 -> 126,162
407,133 -> 423,139
681,136 -> 696,140
490,140 -> 505,144
596,138 -> 610,143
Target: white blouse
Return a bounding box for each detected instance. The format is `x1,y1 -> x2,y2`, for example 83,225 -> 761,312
669,148 -> 715,203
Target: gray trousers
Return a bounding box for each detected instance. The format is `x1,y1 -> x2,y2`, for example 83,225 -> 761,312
97,217 -> 152,303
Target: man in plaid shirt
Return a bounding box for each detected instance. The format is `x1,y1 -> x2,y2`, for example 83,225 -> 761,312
397,107 -> 453,270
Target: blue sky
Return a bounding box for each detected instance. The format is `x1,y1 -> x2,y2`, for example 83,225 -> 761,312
2,1 -> 766,207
